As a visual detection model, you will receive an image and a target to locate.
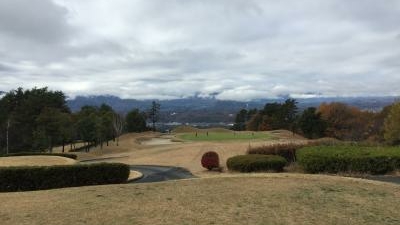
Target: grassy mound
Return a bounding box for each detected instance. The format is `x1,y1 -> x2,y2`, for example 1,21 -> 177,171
205,127 -> 233,133
0,175 -> 399,225
297,146 -> 400,174
171,125 -> 201,133
172,126 -> 232,134
179,131 -> 271,141
1,152 -> 77,160
0,156 -> 77,167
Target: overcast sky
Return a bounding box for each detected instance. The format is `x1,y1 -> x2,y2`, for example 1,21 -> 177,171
0,0 -> 399,100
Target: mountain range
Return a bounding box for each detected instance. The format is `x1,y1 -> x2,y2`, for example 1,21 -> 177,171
67,95 -> 399,123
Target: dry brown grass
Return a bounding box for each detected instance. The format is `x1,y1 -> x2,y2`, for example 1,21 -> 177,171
65,131 -> 310,177
0,156 -> 76,167
269,129 -> 307,140
0,174 -> 399,225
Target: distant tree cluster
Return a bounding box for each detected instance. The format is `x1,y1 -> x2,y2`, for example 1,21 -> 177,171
235,99 -> 299,132
232,108 -> 257,131
0,87 -> 70,153
233,98 -> 400,144
0,87 -> 155,154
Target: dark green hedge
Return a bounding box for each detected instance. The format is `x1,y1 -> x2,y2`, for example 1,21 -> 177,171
0,163 -> 130,192
227,154 -> 287,172
297,146 -> 400,174
247,143 -> 308,162
1,152 -> 77,160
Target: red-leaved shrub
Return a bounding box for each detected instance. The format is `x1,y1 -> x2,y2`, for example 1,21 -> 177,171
201,151 -> 220,170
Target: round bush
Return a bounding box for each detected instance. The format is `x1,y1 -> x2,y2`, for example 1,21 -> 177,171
227,154 -> 287,172
201,151 -> 220,170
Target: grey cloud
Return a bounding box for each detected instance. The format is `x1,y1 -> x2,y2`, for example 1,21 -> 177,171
0,63 -> 15,72
0,0 -> 73,43
0,0 -> 399,100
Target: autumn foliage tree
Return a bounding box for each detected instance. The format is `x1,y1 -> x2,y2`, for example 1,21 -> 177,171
317,102 -> 375,141
384,103 -> 400,145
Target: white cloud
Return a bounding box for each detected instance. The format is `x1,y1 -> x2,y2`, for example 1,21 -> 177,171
0,0 -> 399,100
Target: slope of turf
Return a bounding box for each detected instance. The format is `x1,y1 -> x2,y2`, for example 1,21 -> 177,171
179,131 -> 271,141
0,175 -> 399,225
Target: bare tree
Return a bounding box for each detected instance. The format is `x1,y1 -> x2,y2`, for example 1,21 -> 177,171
113,113 -> 124,146
6,118 -> 10,154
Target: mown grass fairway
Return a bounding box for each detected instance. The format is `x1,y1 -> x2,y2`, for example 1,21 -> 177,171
179,131 -> 271,141
0,175 -> 399,225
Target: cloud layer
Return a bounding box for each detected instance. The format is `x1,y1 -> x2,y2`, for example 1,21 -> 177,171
0,0 -> 399,100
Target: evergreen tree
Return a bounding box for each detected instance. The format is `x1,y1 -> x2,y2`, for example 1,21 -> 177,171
298,107 -> 326,139
148,101 -> 160,131
126,109 -> 147,132
0,87 -> 69,153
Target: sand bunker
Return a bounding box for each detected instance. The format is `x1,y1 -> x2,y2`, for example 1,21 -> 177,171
140,138 -> 176,146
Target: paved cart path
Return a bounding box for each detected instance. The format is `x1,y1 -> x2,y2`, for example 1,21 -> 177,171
129,165 -> 195,183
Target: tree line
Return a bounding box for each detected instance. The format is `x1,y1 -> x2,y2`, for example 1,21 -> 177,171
233,99 -> 400,145
0,87 -> 160,154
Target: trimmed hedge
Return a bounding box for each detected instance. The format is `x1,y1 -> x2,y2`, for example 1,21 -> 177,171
297,146 -> 400,174
0,152 -> 77,160
227,154 -> 287,172
247,143 -> 309,162
0,163 -> 130,192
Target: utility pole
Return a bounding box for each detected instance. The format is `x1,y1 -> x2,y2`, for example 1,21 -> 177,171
6,119 -> 10,154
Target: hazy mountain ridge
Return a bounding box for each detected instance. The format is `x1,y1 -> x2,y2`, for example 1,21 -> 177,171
67,95 -> 399,123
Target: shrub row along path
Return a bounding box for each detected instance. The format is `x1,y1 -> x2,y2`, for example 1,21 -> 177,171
66,132 -> 400,185
70,131 -> 303,176
81,157 -> 195,183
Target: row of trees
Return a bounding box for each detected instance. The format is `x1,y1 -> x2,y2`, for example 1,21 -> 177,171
233,99 -> 400,145
233,99 -> 300,133
0,87 -> 160,154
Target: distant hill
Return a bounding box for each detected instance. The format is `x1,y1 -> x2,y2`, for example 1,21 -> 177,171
67,95 -> 399,123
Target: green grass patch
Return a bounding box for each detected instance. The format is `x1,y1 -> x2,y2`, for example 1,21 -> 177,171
179,131 -> 271,141
297,146 -> 400,174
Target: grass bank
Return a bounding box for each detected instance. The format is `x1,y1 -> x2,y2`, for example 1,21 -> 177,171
179,131 -> 271,141
0,175 -> 399,225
